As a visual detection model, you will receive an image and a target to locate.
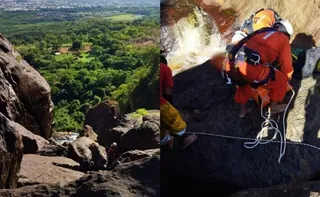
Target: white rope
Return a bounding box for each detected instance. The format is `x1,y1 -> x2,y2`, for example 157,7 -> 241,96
243,85 -> 295,163
186,131 -> 320,150
186,85 -> 320,163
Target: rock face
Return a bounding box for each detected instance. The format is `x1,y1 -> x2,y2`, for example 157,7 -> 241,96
96,110 -> 160,151
78,125 -> 98,142
0,34 -> 53,139
68,154 -> 160,197
9,121 -> 49,154
0,154 -> 160,197
117,149 -> 160,164
161,61 -> 320,196
0,113 -> 23,189
97,114 -> 136,147
230,181 -> 320,197
67,137 -> 107,171
18,154 -> 84,186
84,100 -> 120,135
119,115 -> 160,152
36,144 -> 68,157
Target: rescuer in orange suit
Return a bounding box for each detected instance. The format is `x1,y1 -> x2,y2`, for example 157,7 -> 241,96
211,20 -> 294,117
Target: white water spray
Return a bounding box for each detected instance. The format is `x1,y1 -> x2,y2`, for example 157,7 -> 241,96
161,7 -> 226,76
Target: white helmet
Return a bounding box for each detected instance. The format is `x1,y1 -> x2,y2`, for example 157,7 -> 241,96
273,19 -> 293,37
231,31 -> 247,43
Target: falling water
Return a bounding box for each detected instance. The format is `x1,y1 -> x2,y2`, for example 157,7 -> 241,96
53,133 -> 79,145
161,6 -> 226,76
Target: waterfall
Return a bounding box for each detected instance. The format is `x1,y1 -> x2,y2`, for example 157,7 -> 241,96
161,6 -> 226,76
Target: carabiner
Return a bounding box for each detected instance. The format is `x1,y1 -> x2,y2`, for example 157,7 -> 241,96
250,53 -> 261,65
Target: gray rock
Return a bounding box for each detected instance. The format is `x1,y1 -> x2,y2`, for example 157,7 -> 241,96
97,115 -> 135,147
84,100 -> 120,135
161,61 -> 320,196
18,154 -> 84,186
78,125 -> 98,142
9,121 -> 49,154
119,116 -> 160,152
0,153 -> 160,197
67,137 -> 107,171
36,144 -> 68,157
0,112 -> 23,189
117,149 -> 160,164
0,34 -> 53,139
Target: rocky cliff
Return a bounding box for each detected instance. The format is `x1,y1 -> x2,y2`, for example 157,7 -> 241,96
161,61 -> 320,196
0,154 -> 160,197
0,33 -> 54,190
0,113 -> 23,189
0,34 -> 53,139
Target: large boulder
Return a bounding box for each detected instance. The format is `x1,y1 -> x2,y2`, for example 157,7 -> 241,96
67,137 -> 107,171
9,121 -> 49,154
0,112 -> 23,189
97,111 -> 160,149
161,61 -> 320,196
0,154 -> 160,197
117,149 -> 160,164
36,144 -> 68,157
84,100 -> 120,135
18,154 -> 84,186
78,125 -> 97,142
0,34 -> 53,139
119,114 -> 160,152
97,114 -> 138,147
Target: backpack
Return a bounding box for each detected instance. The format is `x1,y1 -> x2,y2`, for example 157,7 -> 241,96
240,8 -> 282,34
292,47 -> 320,79
223,27 -> 279,88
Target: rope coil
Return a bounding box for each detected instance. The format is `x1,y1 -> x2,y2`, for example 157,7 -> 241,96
243,85 -> 296,163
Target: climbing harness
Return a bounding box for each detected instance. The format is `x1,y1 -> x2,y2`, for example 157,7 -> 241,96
186,86 -> 320,163
223,27 -> 279,87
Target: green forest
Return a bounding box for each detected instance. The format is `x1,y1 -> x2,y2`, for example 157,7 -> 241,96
0,7 -> 160,132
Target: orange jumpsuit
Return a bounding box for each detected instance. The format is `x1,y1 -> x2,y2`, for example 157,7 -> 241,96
234,30 -> 293,104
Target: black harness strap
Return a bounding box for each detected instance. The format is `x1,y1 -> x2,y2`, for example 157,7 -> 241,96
251,66 -> 275,89
229,27 -> 279,60
226,27 -> 279,88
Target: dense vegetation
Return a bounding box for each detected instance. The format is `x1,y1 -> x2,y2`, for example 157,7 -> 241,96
0,7 -> 159,131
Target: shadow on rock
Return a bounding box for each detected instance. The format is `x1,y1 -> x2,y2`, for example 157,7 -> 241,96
291,33 -> 316,50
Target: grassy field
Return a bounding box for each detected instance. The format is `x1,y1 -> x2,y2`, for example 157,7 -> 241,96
77,53 -> 94,63
54,52 -> 94,63
54,53 -> 74,61
107,14 -> 142,21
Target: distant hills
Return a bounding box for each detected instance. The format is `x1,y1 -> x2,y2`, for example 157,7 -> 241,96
0,0 -> 159,11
